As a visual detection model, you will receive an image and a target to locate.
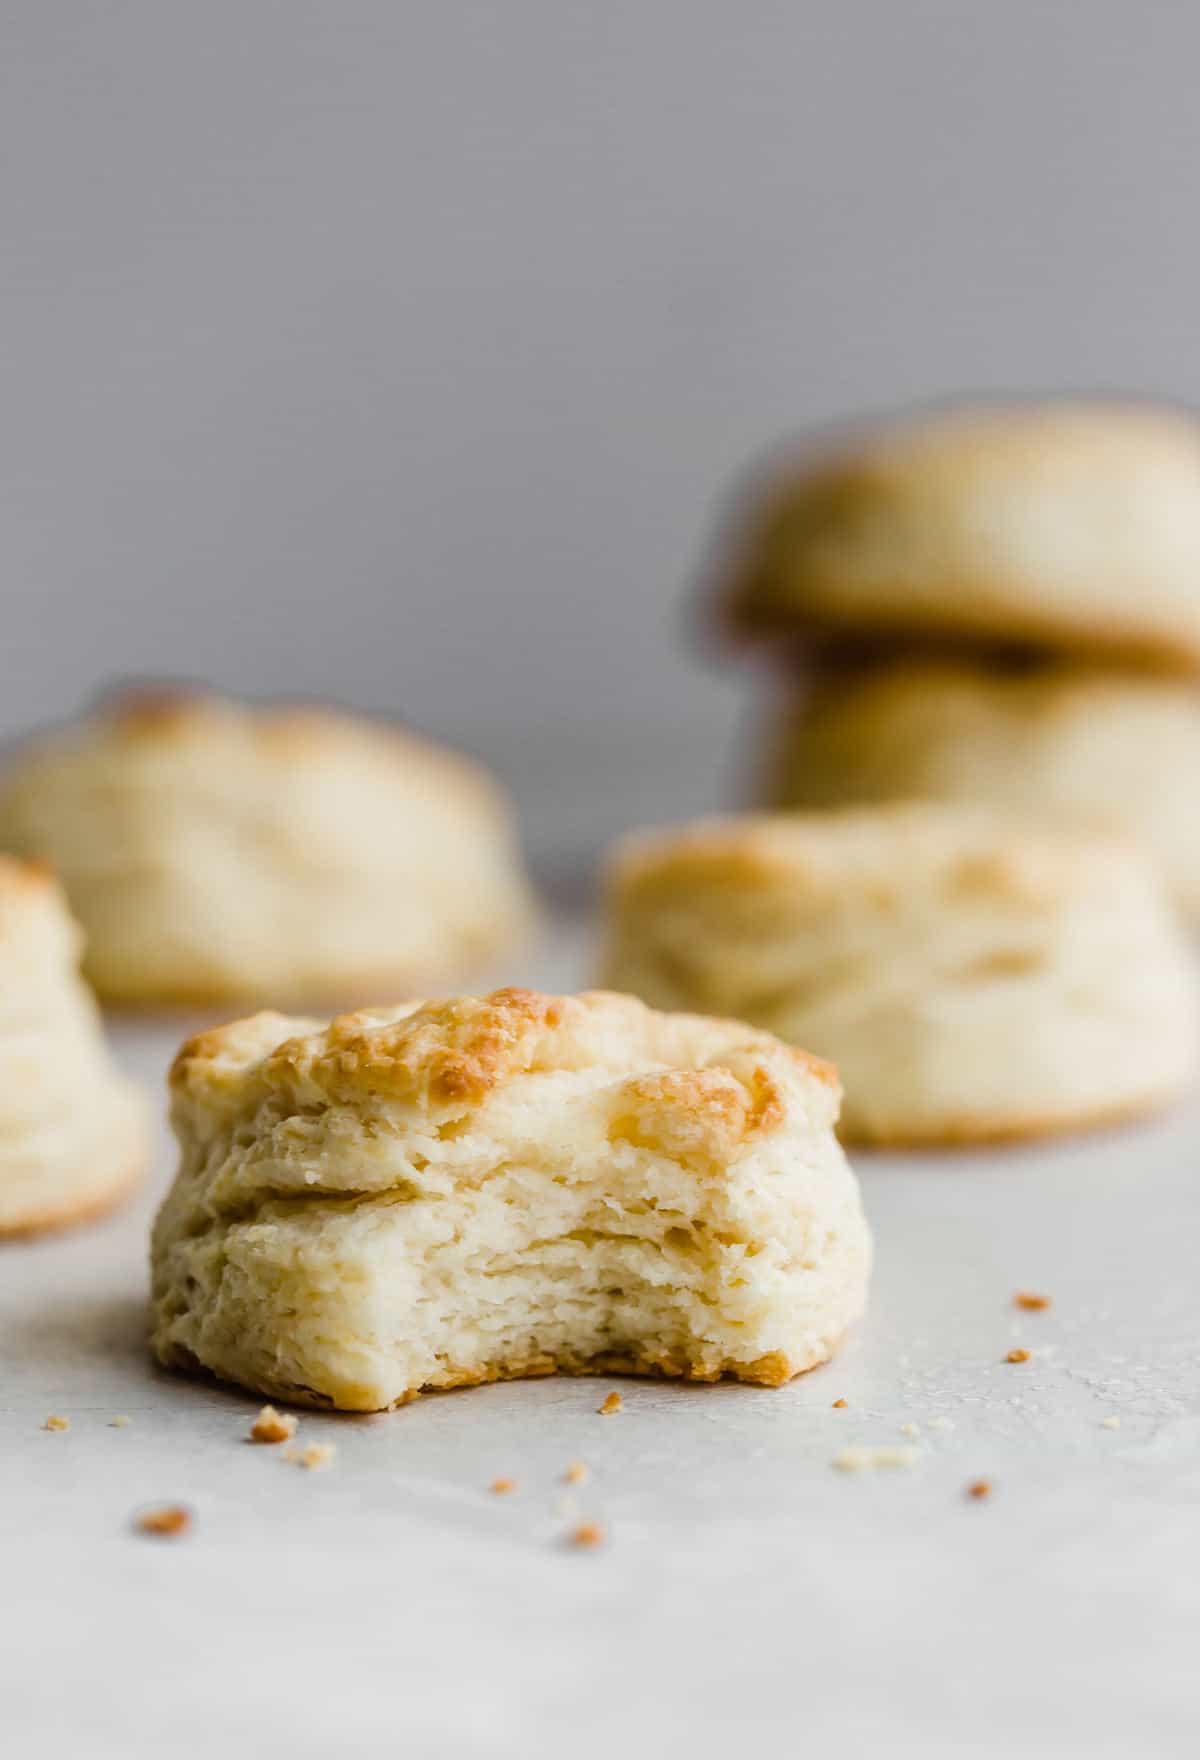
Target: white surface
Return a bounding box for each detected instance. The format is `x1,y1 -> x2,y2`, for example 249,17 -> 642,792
3,919 -> 1199,1759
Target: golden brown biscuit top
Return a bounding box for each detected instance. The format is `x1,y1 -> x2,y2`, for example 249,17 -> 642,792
720,398 -> 1200,662
170,987 -> 839,1143
10,687 -> 503,805
0,855 -> 75,950
608,804 -> 1144,912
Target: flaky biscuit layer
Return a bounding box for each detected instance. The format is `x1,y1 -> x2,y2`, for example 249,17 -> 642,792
602,805 -> 1199,1145
152,989 -> 870,1409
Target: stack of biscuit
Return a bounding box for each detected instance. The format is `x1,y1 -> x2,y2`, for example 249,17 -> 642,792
717,399 -> 1200,920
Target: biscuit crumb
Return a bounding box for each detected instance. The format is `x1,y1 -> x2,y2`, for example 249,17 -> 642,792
489,1476 -> 517,1494
1014,1291 -> 1051,1311
297,1443 -> 335,1470
1005,1349 -> 1031,1364
43,1414 -> 70,1432
249,1405 -> 297,1445
569,1521 -> 605,1549
136,1504 -> 192,1537
831,1398 -> 848,1408
966,1479 -> 992,1501
564,1461 -> 589,1484
928,1416 -> 954,1431
598,1391 -> 622,1416
1100,1415 -> 1122,1430
833,1445 -> 919,1473
109,1416 -> 131,1428
899,1422 -> 920,1437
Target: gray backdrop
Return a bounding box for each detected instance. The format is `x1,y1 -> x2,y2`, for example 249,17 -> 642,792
4,1 -> 1198,872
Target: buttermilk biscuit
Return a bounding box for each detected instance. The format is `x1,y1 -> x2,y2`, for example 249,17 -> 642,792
150,988 -> 871,1409
0,691 -> 535,1008
722,402 -> 1200,669
601,807 -> 1199,1145
0,858 -> 146,1234
763,658 -> 1200,918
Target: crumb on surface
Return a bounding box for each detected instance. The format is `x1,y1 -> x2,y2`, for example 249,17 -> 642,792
966,1479 -> 992,1501
250,1405 -> 297,1445
928,1417 -> 954,1431
569,1521 -> 605,1549
296,1443 -> 335,1470
564,1461 -> 589,1484
489,1476 -> 517,1495
1014,1292 -> 1051,1311
831,1398 -> 848,1409
110,1416 -> 131,1428
899,1422 -> 920,1437
1101,1415 -> 1122,1430
833,1445 -> 920,1473
598,1391 -> 622,1416
1006,1349 -> 1031,1364
43,1414 -> 69,1432
136,1504 -> 192,1537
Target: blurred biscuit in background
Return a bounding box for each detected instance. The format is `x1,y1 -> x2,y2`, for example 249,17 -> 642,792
761,657 -> 1200,919
0,857 -> 146,1234
720,400 -> 1200,669
601,804 -> 1199,1146
0,690 -> 535,1010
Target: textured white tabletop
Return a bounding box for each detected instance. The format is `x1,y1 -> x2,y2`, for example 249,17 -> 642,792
3,921 -> 1198,1759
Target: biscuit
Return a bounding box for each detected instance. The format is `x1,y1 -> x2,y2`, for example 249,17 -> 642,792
601,806 -> 1199,1145
150,988 -> 871,1409
0,858 -> 146,1234
721,402 -> 1200,669
763,658 -> 1200,917
0,691 -> 535,1008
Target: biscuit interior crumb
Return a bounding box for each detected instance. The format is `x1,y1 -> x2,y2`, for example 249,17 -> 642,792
250,1405 -> 297,1445
564,1462 -> 589,1484
110,1416 -> 131,1428
1014,1292 -> 1051,1311
489,1476 -> 516,1494
1006,1348 -> 1031,1364
570,1521 -> 605,1549
43,1415 -> 70,1432
966,1479 -> 992,1500
899,1422 -> 920,1436
832,1398 -> 848,1408
136,1505 -> 191,1537
1101,1415 -> 1122,1430
598,1391 -> 622,1416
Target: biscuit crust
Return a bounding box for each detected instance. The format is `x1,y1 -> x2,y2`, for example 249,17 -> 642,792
0,858 -> 148,1235
763,657 -> 1200,918
152,989 -> 870,1410
602,806 -> 1199,1146
721,402 -> 1200,670
0,691 -> 535,1008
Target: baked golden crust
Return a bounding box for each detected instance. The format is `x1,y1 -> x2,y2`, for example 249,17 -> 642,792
0,1145 -> 143,1238
0,690 -> 536,1007
608,803 -> 1138,911
152,988 -> 868,1409
170,987 -> 839,1134
601,805 -> 1199,1146
0,855 -> 149,1235
157,1340 -> 806,1413
762,657 -> 1200,918
720,401 -> 1200,670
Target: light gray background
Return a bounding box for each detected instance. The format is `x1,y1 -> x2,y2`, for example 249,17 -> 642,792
4,1 -> 1200,868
